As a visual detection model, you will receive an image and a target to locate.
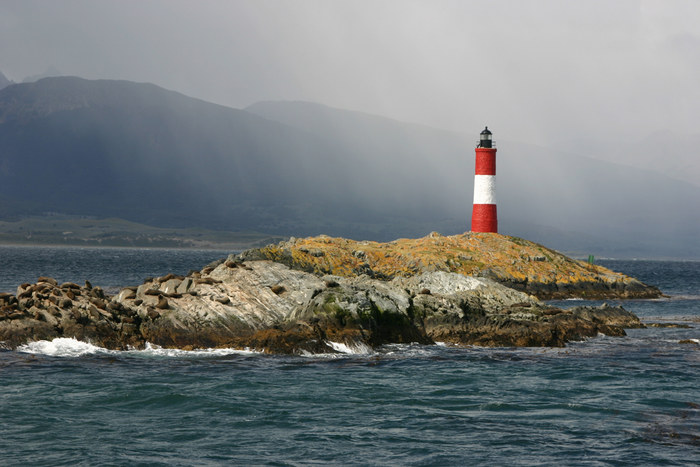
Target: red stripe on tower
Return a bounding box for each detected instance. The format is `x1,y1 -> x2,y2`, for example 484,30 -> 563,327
471,126 -> 498,233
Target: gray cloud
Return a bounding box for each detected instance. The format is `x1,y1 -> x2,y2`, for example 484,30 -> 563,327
1,0 -> 699,144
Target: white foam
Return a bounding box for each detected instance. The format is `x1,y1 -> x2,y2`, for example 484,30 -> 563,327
137,342 -> 259,357
380,343 -> 441,357
326,340 -> 372,355
17,337 -> 111,357
16,338 -> 259,358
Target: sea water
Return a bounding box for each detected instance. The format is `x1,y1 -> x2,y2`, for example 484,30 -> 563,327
0,247 -> 698,466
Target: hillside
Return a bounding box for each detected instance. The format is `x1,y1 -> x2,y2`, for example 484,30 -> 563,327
1,77 -> 699,257
563,131 -> 700,190
0,77 -> 465,239
0,71 -> 11,90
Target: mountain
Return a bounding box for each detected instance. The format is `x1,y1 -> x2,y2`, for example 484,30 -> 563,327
0,71 -> 11,90
562,131 -> 700,190
497,141 -> 700,257
0,77 -> 465,239
1,77 -> 699,258
21,65 -> 62,83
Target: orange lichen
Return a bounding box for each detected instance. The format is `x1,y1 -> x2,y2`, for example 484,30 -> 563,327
255,232 -> 637,289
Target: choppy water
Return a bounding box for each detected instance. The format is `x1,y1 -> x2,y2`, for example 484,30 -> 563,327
1,247 -> 698,466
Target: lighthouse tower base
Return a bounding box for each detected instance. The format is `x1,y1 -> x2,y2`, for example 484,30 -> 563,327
471,204 -> 498,233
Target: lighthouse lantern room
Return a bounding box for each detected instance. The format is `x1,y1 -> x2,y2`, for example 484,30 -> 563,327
471,126 -> 498,233
479,126 -> 493,148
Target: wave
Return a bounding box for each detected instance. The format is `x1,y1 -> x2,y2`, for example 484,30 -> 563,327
667,294 -> 700,301
16,338 -> 436,360
137,342 -> 260,357
17,338 -> 111,357
16,338 -> 260,358
298,341 -> 445,358
325,340 -> 373,355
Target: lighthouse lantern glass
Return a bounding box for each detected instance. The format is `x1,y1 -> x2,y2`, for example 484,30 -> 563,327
479,127 -> 493,148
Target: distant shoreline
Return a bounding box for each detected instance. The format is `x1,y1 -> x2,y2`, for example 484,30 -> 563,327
0,216 -> 285,251
0,242 -> 235,251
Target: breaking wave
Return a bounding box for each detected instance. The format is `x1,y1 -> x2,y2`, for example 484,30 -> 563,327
17,338 -> 110,357
325,340 -> 373,355
16,338 -> 259,358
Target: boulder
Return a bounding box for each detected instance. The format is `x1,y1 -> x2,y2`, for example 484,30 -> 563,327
161,279 -> 182,295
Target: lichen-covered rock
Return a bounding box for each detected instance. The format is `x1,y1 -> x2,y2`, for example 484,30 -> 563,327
241,232 -> 661,299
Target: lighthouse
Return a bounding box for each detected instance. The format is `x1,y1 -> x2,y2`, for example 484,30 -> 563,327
471,126 -> 498,233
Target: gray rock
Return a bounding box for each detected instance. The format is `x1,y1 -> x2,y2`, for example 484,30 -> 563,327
0,257 -> 645,353
176,278 -> 194,294
117,288 -> 136,302
161,279 -> 181,295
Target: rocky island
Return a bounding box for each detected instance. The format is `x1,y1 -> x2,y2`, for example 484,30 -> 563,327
0,232 -> 661,353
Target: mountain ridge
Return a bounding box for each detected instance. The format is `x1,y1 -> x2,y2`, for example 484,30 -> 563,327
1,77 -> 698,258
0,71 -> 11,91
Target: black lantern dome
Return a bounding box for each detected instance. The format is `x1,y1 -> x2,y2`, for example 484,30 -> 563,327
479,126 -> 493,148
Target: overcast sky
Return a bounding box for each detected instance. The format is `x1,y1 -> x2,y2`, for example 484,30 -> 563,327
1,0 -> 699,144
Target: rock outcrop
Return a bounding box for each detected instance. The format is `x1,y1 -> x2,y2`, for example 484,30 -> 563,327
241,232 -> 662,299
0,278 -> 142,350
1,247 -> 645,353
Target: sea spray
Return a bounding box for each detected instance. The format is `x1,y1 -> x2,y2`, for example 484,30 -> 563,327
325,340 -> 373,355
17,337 -> 109,357
16,337 -> 260,358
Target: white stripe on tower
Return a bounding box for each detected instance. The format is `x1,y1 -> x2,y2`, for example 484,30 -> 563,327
473,174 -> 496,205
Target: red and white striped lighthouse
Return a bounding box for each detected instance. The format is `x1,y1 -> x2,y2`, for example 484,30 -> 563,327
471,126 -> 498,233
